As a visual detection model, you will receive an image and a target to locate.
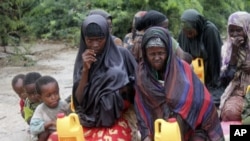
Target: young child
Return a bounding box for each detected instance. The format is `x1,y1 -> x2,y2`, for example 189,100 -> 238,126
30,75 -> 70,141
11,73 -> 27,118
23,72 -> 42,124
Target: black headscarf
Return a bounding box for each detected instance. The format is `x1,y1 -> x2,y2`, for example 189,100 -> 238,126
72,15 -> 131,127
136,10 -> 167,31
178,9 -> 222,89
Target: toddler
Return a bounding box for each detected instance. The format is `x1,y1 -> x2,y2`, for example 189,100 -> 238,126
23,72 -> 42,124
11,74 -> 27,118
30,75 -> 70,141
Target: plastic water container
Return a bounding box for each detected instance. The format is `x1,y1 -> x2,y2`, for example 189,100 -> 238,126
57,113 -> 85,141
192,58 -> 205,83
70,95 -> 75,112
154,118 -> 182,141
247,85 -> 250,94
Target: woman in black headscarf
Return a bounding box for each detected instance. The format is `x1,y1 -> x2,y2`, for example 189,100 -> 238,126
72,14 -> 137,140
133,10 -> 192,64
178,9 -> 223,106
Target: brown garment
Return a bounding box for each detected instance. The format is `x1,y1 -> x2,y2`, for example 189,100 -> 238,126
131,31 -> 144,62
220,95 -> 244,121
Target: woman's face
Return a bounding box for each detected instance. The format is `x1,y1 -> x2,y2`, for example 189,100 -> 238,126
146,47 -> 167,71
85,36 -> 106,55
183,28 -> 198,39
228,24 -> 246,39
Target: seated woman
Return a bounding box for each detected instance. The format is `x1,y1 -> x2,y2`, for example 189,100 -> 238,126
134,26 -> 224,141
219,11 -> 250,122
72,14 -> 137,140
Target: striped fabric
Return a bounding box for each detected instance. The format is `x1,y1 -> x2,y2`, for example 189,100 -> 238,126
134,26 -> 224,141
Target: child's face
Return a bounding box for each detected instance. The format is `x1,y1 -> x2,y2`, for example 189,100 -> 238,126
13,78 -> 27,100
40,82 -> 60,108
25,83 -> 40,103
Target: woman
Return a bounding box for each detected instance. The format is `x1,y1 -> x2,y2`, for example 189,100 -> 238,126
133,10 -> 192,64
134,26 -> 224,141
178,9 -> 223,106
123,10 -> 147,50
219,11 -> 250,122
72,14 -> 137,140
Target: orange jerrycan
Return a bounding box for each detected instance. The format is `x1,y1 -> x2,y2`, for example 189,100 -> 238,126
154,118 -> 182,141
192,58 -> 205,84
57,113 -> 85,141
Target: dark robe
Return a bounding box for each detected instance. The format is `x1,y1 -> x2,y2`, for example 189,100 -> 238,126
72,15 -> 137,127
177,9 -> 223,106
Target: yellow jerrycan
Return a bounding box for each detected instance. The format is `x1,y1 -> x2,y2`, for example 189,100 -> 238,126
247,85 -> 250,94
154,118 -> 182,141
57,113 -> 85,141
192,58 -> 205,84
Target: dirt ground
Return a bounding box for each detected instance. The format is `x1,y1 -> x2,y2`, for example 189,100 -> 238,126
0,42 -> 77,141
0,42 -> 231,141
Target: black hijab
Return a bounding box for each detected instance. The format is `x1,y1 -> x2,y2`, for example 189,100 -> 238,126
72,15 -> 130,127
136,10 -> 167,31
178,9 -> 222,88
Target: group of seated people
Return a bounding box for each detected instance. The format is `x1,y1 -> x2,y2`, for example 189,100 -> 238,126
11,8 -> 250,141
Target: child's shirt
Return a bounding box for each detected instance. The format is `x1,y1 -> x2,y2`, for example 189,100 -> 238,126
29,100 -> 70,135
23,98 -> 40,124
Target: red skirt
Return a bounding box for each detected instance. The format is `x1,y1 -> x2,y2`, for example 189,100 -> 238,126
48,118 -> 132,141
83,117 -> 132,141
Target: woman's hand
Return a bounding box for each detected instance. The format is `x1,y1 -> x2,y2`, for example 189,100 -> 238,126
82,49 -> 97,70
231,36 -> 245,48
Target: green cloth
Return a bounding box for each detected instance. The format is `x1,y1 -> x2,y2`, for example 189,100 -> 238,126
24,98 -> 40,124
242,87 -> 250,124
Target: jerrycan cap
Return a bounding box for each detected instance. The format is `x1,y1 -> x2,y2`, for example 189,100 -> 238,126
167,118 -> 177,123
57,113 -> 65,118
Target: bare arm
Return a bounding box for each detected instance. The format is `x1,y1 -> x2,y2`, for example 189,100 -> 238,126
75,49 -> 96,103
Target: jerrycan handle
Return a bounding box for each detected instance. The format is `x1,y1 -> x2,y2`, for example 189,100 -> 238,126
155,119 -> 164,134
246,85 -> 250,94
70,113 -> 81,125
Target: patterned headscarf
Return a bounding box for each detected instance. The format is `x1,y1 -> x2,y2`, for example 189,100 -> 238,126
221,11 -> 250,72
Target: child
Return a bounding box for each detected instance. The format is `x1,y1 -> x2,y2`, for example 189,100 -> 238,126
23,72 -> 42,124
11,73 -> 27,118
30,75 -> 70,141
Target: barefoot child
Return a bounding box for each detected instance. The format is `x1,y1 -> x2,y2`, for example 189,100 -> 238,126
23,72 -> 42,124
30,75 -> 70,141
11,74 -> 27,118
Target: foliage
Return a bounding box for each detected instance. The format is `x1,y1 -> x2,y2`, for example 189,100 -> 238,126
23,0 -> 86,46
0,0 -> 249,48
0,0 -> 37,46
